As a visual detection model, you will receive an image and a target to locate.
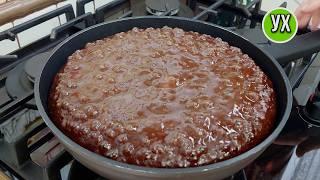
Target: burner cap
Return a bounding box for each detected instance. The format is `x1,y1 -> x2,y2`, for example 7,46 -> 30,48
5,62 -> 33,99
24,51 -> 51,83
145,0 -> 180,16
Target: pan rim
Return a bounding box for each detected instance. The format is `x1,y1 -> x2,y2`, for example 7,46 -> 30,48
34,16 -> 293,175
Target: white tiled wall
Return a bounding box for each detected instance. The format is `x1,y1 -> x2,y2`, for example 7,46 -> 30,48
0,0 -> 306,55
15,5 -> 61,47
96,0 -> 111,8
0,22 -> 19,53
0,0 -> 114,55
56,1 -> 77,24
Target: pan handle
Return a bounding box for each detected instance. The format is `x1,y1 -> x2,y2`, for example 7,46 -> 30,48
263,30 -> 320,65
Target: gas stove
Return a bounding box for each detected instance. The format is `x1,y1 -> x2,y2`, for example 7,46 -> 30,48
0,0 -> 319,180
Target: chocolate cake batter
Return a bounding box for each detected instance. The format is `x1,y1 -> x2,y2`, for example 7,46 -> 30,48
49,27 -> 277,168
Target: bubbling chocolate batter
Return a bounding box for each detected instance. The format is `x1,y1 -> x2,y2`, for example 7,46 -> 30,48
49,27 -> 276,168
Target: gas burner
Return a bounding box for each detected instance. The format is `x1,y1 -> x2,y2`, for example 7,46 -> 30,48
5,62 -> 33,98
5,51 -> 51,99
145,0 -> 180,16
24,51 -> 51,83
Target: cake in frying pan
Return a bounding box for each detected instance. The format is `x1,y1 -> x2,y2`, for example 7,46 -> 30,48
49,27 -> 277,168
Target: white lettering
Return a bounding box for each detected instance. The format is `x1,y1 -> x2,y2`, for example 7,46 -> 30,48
281,14 -> 291,32
271,14 -> 281,32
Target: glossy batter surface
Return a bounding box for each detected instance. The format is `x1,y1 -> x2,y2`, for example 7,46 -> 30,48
49,27 -> 277,167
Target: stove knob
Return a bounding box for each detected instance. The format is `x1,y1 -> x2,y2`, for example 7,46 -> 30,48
299,100 -> 320,137
305,98 -> 320,122
303,85 -> 320,126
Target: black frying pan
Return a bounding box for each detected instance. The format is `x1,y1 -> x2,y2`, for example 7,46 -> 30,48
34,17 -> 320,180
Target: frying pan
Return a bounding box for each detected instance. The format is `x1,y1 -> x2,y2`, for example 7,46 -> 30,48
34,17 -> 320,180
